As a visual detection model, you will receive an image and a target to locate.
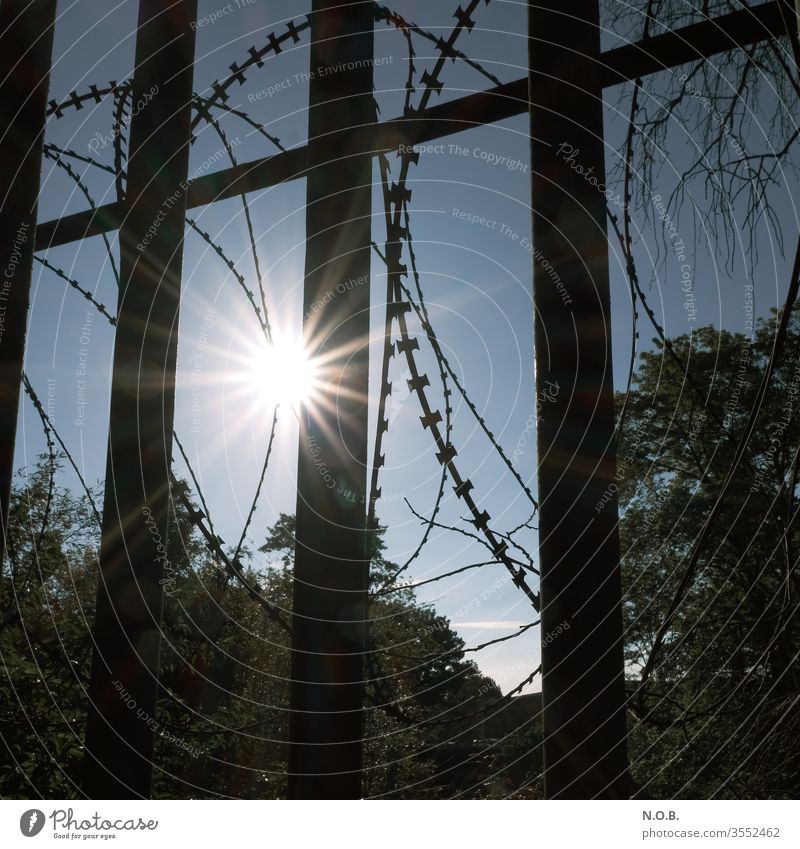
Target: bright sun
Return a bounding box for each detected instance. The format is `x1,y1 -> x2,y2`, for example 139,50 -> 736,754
251,333 -> 317,410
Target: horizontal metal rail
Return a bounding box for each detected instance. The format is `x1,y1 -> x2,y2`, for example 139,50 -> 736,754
36,0 -> 788,250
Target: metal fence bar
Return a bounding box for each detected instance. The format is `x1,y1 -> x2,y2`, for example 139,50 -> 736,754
288,0 -> 375,800
0,0 -> 58,566
82,0 -> 198,799
34,1 -> 789,251
529,0 -> 632,799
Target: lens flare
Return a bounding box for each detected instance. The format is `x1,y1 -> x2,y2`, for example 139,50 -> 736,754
250,332 -> 318,410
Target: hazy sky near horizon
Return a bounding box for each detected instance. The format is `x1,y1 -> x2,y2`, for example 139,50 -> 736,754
18,0 -> 799,694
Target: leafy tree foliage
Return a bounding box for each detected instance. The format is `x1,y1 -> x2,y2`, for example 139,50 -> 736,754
0,462 -> 98,796
1,473 -> 529,798
619,309 -> 800,798
4,311 -> 797,799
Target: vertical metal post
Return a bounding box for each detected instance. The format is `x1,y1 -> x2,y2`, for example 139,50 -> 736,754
289,0 -> 374,799
83,0 -> 197,799
0,0 -> 57,567
529,0 -> 632,798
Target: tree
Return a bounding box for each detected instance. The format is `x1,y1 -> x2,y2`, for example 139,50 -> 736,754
0,457 -> 99,796
617,308 -> 800,798
1,473 -> 523,798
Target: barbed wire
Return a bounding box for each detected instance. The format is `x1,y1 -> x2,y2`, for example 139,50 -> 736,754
367,0 -> 539,614
169,477 -> 292,636
419,665 -> 542,729
29,2 -> 546,771
20,373 -> 102,530
373,2 -> 503,92
21,331 -> 289,639
28,252 -> 289,639
31,179 -> 285,648
196,100 -> 274,342
374,199 -> 539,611
612,0 -> 652,442
231,406 -> 279,565
111,82 -> 129,203
46,75 -> 286,564
635,229 -> 800,704
34,255 -> 116,326
399,251 -> 539,511
359,1 -> 543,747
378,620 -> 539,663
42,145 -> 120,286
608,36 -> 800,711
368,167 -> 453,584
372,558 -> 500,597
366,18 -> 423,537
43,142 -> 115,175
366,13 -> 454,582
46,81 -> 118,118
194,94 -> 285,151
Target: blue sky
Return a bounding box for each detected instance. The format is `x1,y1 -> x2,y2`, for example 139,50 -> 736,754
19,0 -> 800,693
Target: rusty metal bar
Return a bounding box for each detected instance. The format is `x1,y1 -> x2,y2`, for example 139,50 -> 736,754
529,0 -> 632,799
0,0 -> 57,566
82,0 -> 197,799
287,0 -> 375,800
